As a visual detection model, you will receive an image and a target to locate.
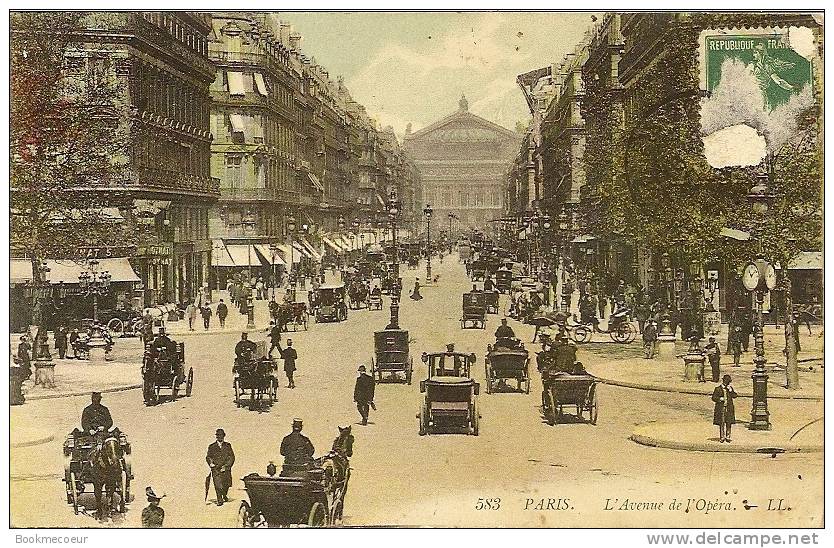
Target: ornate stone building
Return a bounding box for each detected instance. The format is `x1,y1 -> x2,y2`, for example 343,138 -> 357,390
403,96 -> 520,233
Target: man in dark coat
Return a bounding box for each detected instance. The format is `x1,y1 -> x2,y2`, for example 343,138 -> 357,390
704,337 -> 721,382
494,318 -> 516,341
279,419 -> 315,475
711,375 -> 737,443
268,321 -> 282,357
200,304 -> 212,330
16,336 -> 32,378
234,332 -> 257,366
642,320 -> 658,359
277,339 -> 297,388
141,487 -> 165,528
55,326 -> 68,359
206,428 -> 235,505
216,299 -> 228,329
81,392 -> 113,435
353,365 -> 376,425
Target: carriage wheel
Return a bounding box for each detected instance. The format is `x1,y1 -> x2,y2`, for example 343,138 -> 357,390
186,368 -> 194,397
119,467 -> 128,513
624,323 -> 637,344
332,500 -> 344,525
143,377 -> 156,406
546,390 -> 558,426
418,403 -> 429,436
588,384 -> 599,425
171,376 -> 179,401
308,502 -> 327,527
484,363 -> 492,394
69,471 -> 79,515
571,326 -> 592,345
234,379 -> 241,407
238,501 -> 255,528
107,317 -> 124,336
471,402 -> 479,436
406,357 -> 413,385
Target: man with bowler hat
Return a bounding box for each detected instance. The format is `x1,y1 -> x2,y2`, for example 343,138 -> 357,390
205,428 -> 235,505
353,365 -> 376,425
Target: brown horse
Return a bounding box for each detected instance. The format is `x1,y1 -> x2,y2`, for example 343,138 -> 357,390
315,426 -> 354,523
88,435 -> 126,520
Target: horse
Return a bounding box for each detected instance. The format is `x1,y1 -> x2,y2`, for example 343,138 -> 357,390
87,433 -> 126,520
315,426 -> 354,521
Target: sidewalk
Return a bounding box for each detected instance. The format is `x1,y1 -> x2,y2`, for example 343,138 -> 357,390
631,419 -> 823,453
20,359 -> 142,401
10,421 -> 55,448
586,356 -> 823,401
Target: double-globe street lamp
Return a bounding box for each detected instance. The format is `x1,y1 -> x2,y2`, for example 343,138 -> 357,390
388,189 -> 402,328
423,204 -> 433,284
239,211 -> 257,330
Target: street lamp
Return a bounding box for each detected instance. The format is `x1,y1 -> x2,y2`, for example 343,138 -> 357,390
337,215 -> 347,270
269,242 -> 280,301
240,210 -> 257,329
745,170 -> 777,431
389,189 -> 400,281
447,212 -> 458,254
423,204 -> 433,284
78,259 -> 111,323
287,213 -> 297,292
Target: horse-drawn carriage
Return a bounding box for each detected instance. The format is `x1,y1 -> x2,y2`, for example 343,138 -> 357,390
495,267 -> 513,293
233,342 -> 278,410
368,291 -> 383,310
484,291 -> 499,315
238,427 -> 352,527
277,301 -> 309,332
565,307 -> 636,344
538,358 -> 599,425
105,310 -> 144,338
418,350 -> 480,436
461,291 -> 487,329
63,428 -> 133,517
142,341 -> 192,405
404,242 -> 422,268
315,284 -> 348,322
485,340 -> 530,394
347,281 -> 370,310
371,328 -> 413,384
469,259 -> 486,281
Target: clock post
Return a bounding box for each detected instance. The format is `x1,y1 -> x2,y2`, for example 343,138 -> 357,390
747,258 -> 773,431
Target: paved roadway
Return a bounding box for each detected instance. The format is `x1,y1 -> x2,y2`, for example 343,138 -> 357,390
10,255 -> 823,528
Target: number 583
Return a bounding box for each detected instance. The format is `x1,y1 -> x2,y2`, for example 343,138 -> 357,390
475,497 -> 501,510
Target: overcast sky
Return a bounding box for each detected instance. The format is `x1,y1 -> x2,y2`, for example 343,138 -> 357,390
279,11 -> 600,137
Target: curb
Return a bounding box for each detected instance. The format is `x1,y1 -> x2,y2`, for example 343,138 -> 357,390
172,326 -> 270,337
630,432 -> 823,454
26,382 -> 143,401
11,432 -> 55,448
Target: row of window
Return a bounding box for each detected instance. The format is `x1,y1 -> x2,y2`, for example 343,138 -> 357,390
135,132 -> 210,179
133,60 -> 210,130
223,154 -> 299,194
141,12 -> 208,57
174,205 -> 209,242
424,188 -> 503,208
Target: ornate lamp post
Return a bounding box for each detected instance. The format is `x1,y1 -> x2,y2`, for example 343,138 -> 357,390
423,204 -> 433,284
659,252 -> 673,336
540,214 -> 552,285
286,214 -> 297,293
388,189 -> 400,280
360,233 -> 365,250
337,215 -> 347,270
745,171 -> 777,431
269,243 -> 280,301
447,212 -> 458,254
78,259 -> 111,323
556,210 -> 571,312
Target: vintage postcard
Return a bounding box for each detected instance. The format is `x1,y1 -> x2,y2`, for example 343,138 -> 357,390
7,7 -> 824,532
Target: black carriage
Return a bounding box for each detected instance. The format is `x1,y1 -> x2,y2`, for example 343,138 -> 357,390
315,284 -> 348,322
461,291 -> 487,329
238,471 -> 342,527
495,268 -> 513,293
371,328 -> 413,384
485,343 -> 530,394
233,343 -> 278,410
541,372 -> 599,425
348,282 -> 370,310
142,342 -> 193,405
62,429 -> 133,516
484,291 -> 499,314
470,260 -> 486,281
368,291 -> 383,310
418,351 -> 479,436
105,310 -> 144,338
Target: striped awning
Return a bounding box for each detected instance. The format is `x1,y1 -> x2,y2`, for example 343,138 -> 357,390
299,238 -> 323,261
13,258 -> 141,284
211,240 -> 236,267
254,244 -> 286,266
322,237 -> 345,253
225,245 -> 262,267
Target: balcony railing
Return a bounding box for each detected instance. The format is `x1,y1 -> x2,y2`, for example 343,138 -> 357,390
219,187 -> 297,202
210,50 -> 292,74
135,168 -> 220,196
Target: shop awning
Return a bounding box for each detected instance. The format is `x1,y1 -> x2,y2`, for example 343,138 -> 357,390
229,114 -> 246,134
720,227 -> 751,241
276,244 -> 301,266
254,73 -> 268,96
292,242 -> 313,259
776,251 -> 822,271
45,258 -> 140,284
308,172 -> 325,193
299,238 -> 323,261
322,236 -> 345,253
225,245 -> 262,267
227,71 -> 246,96
10,259 -> 33,284
211,240 -> 236,267
254,244 -> 286,266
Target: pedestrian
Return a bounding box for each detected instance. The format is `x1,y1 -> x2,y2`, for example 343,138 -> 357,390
227,280 -> 236,307
278,339 -> 297,388
69,328 -> 81,359
730,326 -> 743,367
256,277 -> 264,300
205,428 -> 235,506
268,321 -> 281,357
353,365 -> 376,426
635,300 -> 649,334
711,375 -> 737,443
642,319 -> 657,359
141,487 -> 165,528
16,335 -> 32,378
410,278 -> 423,301
186,301 -> 197,331
216,299 -> 228,329
790,310 -> 803,352
598,292 -> 607,319
200,303 -> 212,330
55,326 -> 68,359
704,336 -> 721,382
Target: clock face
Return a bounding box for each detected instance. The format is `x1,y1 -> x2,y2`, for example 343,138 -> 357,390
764,264 -> 777,290
743,263 -> 760,291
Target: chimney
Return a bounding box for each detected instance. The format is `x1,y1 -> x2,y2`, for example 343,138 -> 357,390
279,21 -> 291,45
289,32 -> 302,51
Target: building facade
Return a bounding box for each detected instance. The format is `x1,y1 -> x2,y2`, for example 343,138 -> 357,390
404,96 -> 520,234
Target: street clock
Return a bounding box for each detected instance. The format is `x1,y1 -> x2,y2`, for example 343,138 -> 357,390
742,259 -> 777,292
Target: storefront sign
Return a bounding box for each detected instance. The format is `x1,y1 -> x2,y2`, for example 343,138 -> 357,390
703,310 -> 722,336
136,243 -> 173,257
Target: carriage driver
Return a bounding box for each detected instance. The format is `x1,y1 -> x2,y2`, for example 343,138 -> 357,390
234,332 -> 258,368
495,318 -> 516,341
76,392 -> 120,449
148,326 -> 183,381
279,419 -> 316,476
